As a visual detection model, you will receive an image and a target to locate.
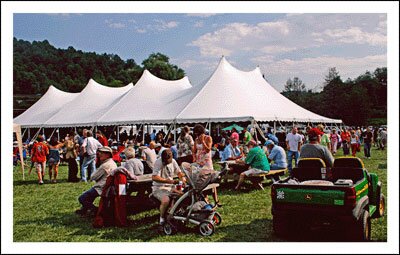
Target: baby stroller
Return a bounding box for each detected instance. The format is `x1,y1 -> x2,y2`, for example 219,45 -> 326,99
162,163 -> 229,236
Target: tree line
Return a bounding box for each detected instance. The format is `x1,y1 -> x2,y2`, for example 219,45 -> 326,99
13,38 -> 185,117
281,67 -> 387,126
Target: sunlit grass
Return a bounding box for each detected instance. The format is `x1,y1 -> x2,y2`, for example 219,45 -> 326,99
13,145 -> 387,242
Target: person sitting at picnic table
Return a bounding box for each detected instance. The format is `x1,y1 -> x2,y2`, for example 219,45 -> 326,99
299,127 -> 335,168
76,146 -> 117,217
122,147 -> 144,176
221,138 -> 243,162
264,140 -> 287,170
151,149 -> 186,229
234,140 -> 270,190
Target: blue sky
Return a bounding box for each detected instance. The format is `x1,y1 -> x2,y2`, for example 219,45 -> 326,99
13,13 -> 387,92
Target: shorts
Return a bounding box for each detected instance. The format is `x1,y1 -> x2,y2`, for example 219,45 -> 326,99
243,168 -> 268,176
34,162 -> 46,172
48,158 -> 60,167
152,189 -> 172,202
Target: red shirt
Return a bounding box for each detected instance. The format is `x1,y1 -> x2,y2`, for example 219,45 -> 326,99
340,131 -> 351,142
31,142 -> 49,163
97,135 -> 108,146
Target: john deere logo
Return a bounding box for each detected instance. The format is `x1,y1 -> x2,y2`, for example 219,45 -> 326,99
305,194 -> 312,200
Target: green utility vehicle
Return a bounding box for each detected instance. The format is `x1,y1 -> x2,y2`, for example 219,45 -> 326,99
271,157 -> 385,241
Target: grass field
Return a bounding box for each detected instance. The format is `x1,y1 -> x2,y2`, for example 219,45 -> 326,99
13,145 -> 387,242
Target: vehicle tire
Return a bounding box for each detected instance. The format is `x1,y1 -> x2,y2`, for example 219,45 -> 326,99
212,212 -> 222,226
353,210 -> 371,241
199,221 -> 215,236
163,222 -> 177,235
273,215 -> 289,237
373,193 -> 385,218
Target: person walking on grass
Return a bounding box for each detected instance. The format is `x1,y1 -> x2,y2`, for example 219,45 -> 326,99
31,135 -> 49,185
47,136 -> 64,183
362,127 -> 373,159
285,127 -> 302,174
350,130 -> 360,157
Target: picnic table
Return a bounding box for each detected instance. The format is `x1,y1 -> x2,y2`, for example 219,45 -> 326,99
216,161 -> 287,190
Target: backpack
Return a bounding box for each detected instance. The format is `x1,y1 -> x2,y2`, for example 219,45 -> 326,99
93,172 -> 128,228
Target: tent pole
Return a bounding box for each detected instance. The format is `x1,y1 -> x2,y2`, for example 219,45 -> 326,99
174,122 -> 177,143
48,128 -> 56,140
209,121 -> 212,136
273,121 -> 276,135
21,128 -> 27,141
57,128 -> 60,141
142,124 -> 145,145
28,128 -> 31,141
117,125 -> 120,142
15,126 -> 25,180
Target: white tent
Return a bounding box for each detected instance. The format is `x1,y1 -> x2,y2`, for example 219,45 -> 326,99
13,123 -> 25,180
96,70 -> 193,125
176,57 -> 342,124
43,79 -> 132,127
13,85 -> 79,128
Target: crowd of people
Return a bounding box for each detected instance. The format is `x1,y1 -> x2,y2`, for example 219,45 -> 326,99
13,123 -> 388,230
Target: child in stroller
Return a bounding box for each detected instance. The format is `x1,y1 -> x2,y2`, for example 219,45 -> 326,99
162,162 -> 229,236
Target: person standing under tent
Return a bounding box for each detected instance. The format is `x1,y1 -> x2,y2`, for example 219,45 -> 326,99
285,127 -> 302,174
80,130 -> 103,182
96,130 -> 108,147
65,133 -> 79,182
150,129 -> 157,142
193,124 -> 213,170
31,135 -> 49,185
230,127 -> 239,145
176,126 -> 195,166
242,127 -> 253,145
47,136 -> 64,183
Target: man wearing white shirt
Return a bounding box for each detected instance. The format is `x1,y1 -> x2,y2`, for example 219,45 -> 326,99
285,127 -> 302,174
80,130 -> 103,182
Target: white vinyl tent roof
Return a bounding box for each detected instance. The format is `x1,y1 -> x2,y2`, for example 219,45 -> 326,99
13,85 -> 79,128
96,70 -> 194,125
43,79 -> 132,127
176,57 -> 342,124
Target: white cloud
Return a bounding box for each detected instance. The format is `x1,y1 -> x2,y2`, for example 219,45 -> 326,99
194,21 -> 204,28
261,45 -> 296,54
105,19 -> 126,29
186,13 -> 218,18
189,21 -> 290,57
136,28 -> 146,33
260,54 -> 386,80
313,26 -> 386,46
150,19 -> 179,31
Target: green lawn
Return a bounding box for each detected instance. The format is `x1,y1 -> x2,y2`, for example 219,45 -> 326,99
13,145 -> 387,242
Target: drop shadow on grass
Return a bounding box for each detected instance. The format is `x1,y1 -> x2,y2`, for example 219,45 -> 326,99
13,178 -> 74,186
217,218 -> 367,242
15,210 -> 164,242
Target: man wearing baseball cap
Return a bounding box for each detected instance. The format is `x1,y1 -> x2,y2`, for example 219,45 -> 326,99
299,127 -> 335,168
76,146 -> 117,217
265,140 -> 287,170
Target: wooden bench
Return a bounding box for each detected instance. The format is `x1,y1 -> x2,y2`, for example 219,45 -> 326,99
216,162 -> 287,190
